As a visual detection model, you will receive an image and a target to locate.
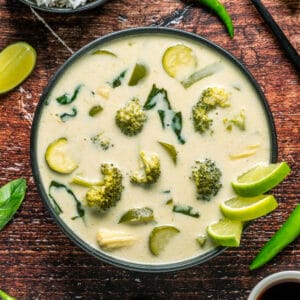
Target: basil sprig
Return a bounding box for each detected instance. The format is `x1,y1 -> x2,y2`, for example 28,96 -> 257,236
0,178 -> 27,231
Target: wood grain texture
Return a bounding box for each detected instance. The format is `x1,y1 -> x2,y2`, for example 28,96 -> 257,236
0,0 -> 299,299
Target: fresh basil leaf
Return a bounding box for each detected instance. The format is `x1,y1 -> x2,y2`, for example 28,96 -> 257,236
0,178 -> 27,231
109,70 -> 127,88
56,85 -> 82,105
173,204 -> 200,218
143,84 -> 171,110
172,112 -> 185,144
49,181 -> 84,220
60,107 -> 77,122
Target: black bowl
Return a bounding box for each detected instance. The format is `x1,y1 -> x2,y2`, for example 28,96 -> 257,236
30,27 -> 278,272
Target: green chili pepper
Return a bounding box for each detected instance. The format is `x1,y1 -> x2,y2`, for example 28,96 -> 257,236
250,204 -> 300,270
197,0 -> 234,38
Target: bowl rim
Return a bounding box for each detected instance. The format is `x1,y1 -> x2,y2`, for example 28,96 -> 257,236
30,26 -> 278,273
18,0 -> 109,13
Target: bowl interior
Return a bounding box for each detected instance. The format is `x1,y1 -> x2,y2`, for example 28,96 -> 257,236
30,27 -> 278,272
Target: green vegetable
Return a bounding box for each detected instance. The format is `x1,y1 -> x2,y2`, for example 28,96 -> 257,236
0,178 -> 27,231
192,158 -> 222,201
171,111 -> 185,144
89,105 -> 103,117
49,181 -> 84,219
85,164 -> 124,211
181,62 -> 221,88
91,49 -> 117,57
196,0 -> 234,38
158,141 -> 177,164
128,63 -> 147,86
109,70 -> 127,88
115,98 -> 147,136
196,235 -> 207,247
0,289 -> 16,300
90,132 -> 113,151
130,151 -> 161,185
60,107 -> 77,122
143,84 -> 171,110
192,87 -> 230,134
173,204 -> 200,218
118,207 -> 154,223
224,110 -> 246,131
250,204 -> 300,270
56,85 -> 82,105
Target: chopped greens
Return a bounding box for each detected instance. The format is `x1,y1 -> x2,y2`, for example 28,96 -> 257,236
158,141 -> 177,164
48,180 -> 84,220
128,63 -> 147,86
89,105 -> 103,117
60,107 -> 77,122
56,85 -> 82,105
173,204 -> 200,218
109,70 -> 127,88
143,84 -> 171,110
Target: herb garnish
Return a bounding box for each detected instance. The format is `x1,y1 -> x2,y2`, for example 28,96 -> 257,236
60,107 -> 77,122
109,70 -> 127,88
56,85 -> 82,105
173,204 -> 200,218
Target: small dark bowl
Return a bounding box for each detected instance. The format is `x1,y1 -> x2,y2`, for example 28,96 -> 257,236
30,27 -> 278,272
18,0 -> 108,13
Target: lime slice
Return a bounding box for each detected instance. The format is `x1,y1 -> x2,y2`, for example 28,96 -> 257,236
128,63 -> 147,86
232,162 -> 291,197
149,225 -> 180,256
45,138 -> 78,174
91,49 -> 117,57
220,195 -> 278,221
162,44 -> 197,79
0,42 -> 36,94
118,207 -> 154,223
207,218 -> 243,247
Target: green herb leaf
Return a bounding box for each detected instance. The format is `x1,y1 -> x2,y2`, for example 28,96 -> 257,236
171,112 -> 185,144
173,204 -> 200,218
60,107 -> 77,122
49,181 -> 84,219
56,85 -> 82,105
109,70 -> 127,88
143,84 -> 171,110
0,178 -> 27,231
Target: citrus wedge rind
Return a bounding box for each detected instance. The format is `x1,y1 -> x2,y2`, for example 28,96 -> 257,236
220,195 -> 278,221
231,162 -> 291,197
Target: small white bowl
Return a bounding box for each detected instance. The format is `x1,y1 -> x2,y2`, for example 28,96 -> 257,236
248,271 -> 300,300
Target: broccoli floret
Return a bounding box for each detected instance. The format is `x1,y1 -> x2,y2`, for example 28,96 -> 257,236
191,158 -> 222,201
85,163 -> 124,210
115,98 -> 147,136
192,87 -> 230,134
91,132 -> 113,151
130,151 -> 161,185
224,109 -> 246,131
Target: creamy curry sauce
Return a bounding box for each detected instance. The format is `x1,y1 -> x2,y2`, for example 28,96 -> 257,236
36,34 -> 271,265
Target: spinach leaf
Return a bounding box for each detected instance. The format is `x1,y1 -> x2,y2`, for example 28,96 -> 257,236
48,181 -> 84,220
56,85 -> 82,105
143,84 -> 171,110
171,112 -> 185,144
109,70 -> 127,88
173,204 -> 200,218
60,107 -> 77,122
0,178 -> 27,231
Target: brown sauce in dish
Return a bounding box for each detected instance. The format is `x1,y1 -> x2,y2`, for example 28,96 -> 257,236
258,281 -> 300,300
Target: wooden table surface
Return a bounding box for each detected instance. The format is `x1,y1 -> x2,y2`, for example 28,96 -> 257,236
0,0 -> 299,299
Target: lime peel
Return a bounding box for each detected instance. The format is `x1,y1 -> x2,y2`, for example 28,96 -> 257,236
220,195 -> 278,221
232,162 -> 291,197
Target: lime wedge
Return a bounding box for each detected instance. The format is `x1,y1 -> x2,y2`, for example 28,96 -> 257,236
128,63 -> 147,86
149,225 -> 180,256
220,195 -> 278,221
232,162 -> 291,197
45,138 -> 78,174
118,207 -> 154,223
207,218 -> 243,247
0,42 -> 36,94
162,44 -> 197,79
